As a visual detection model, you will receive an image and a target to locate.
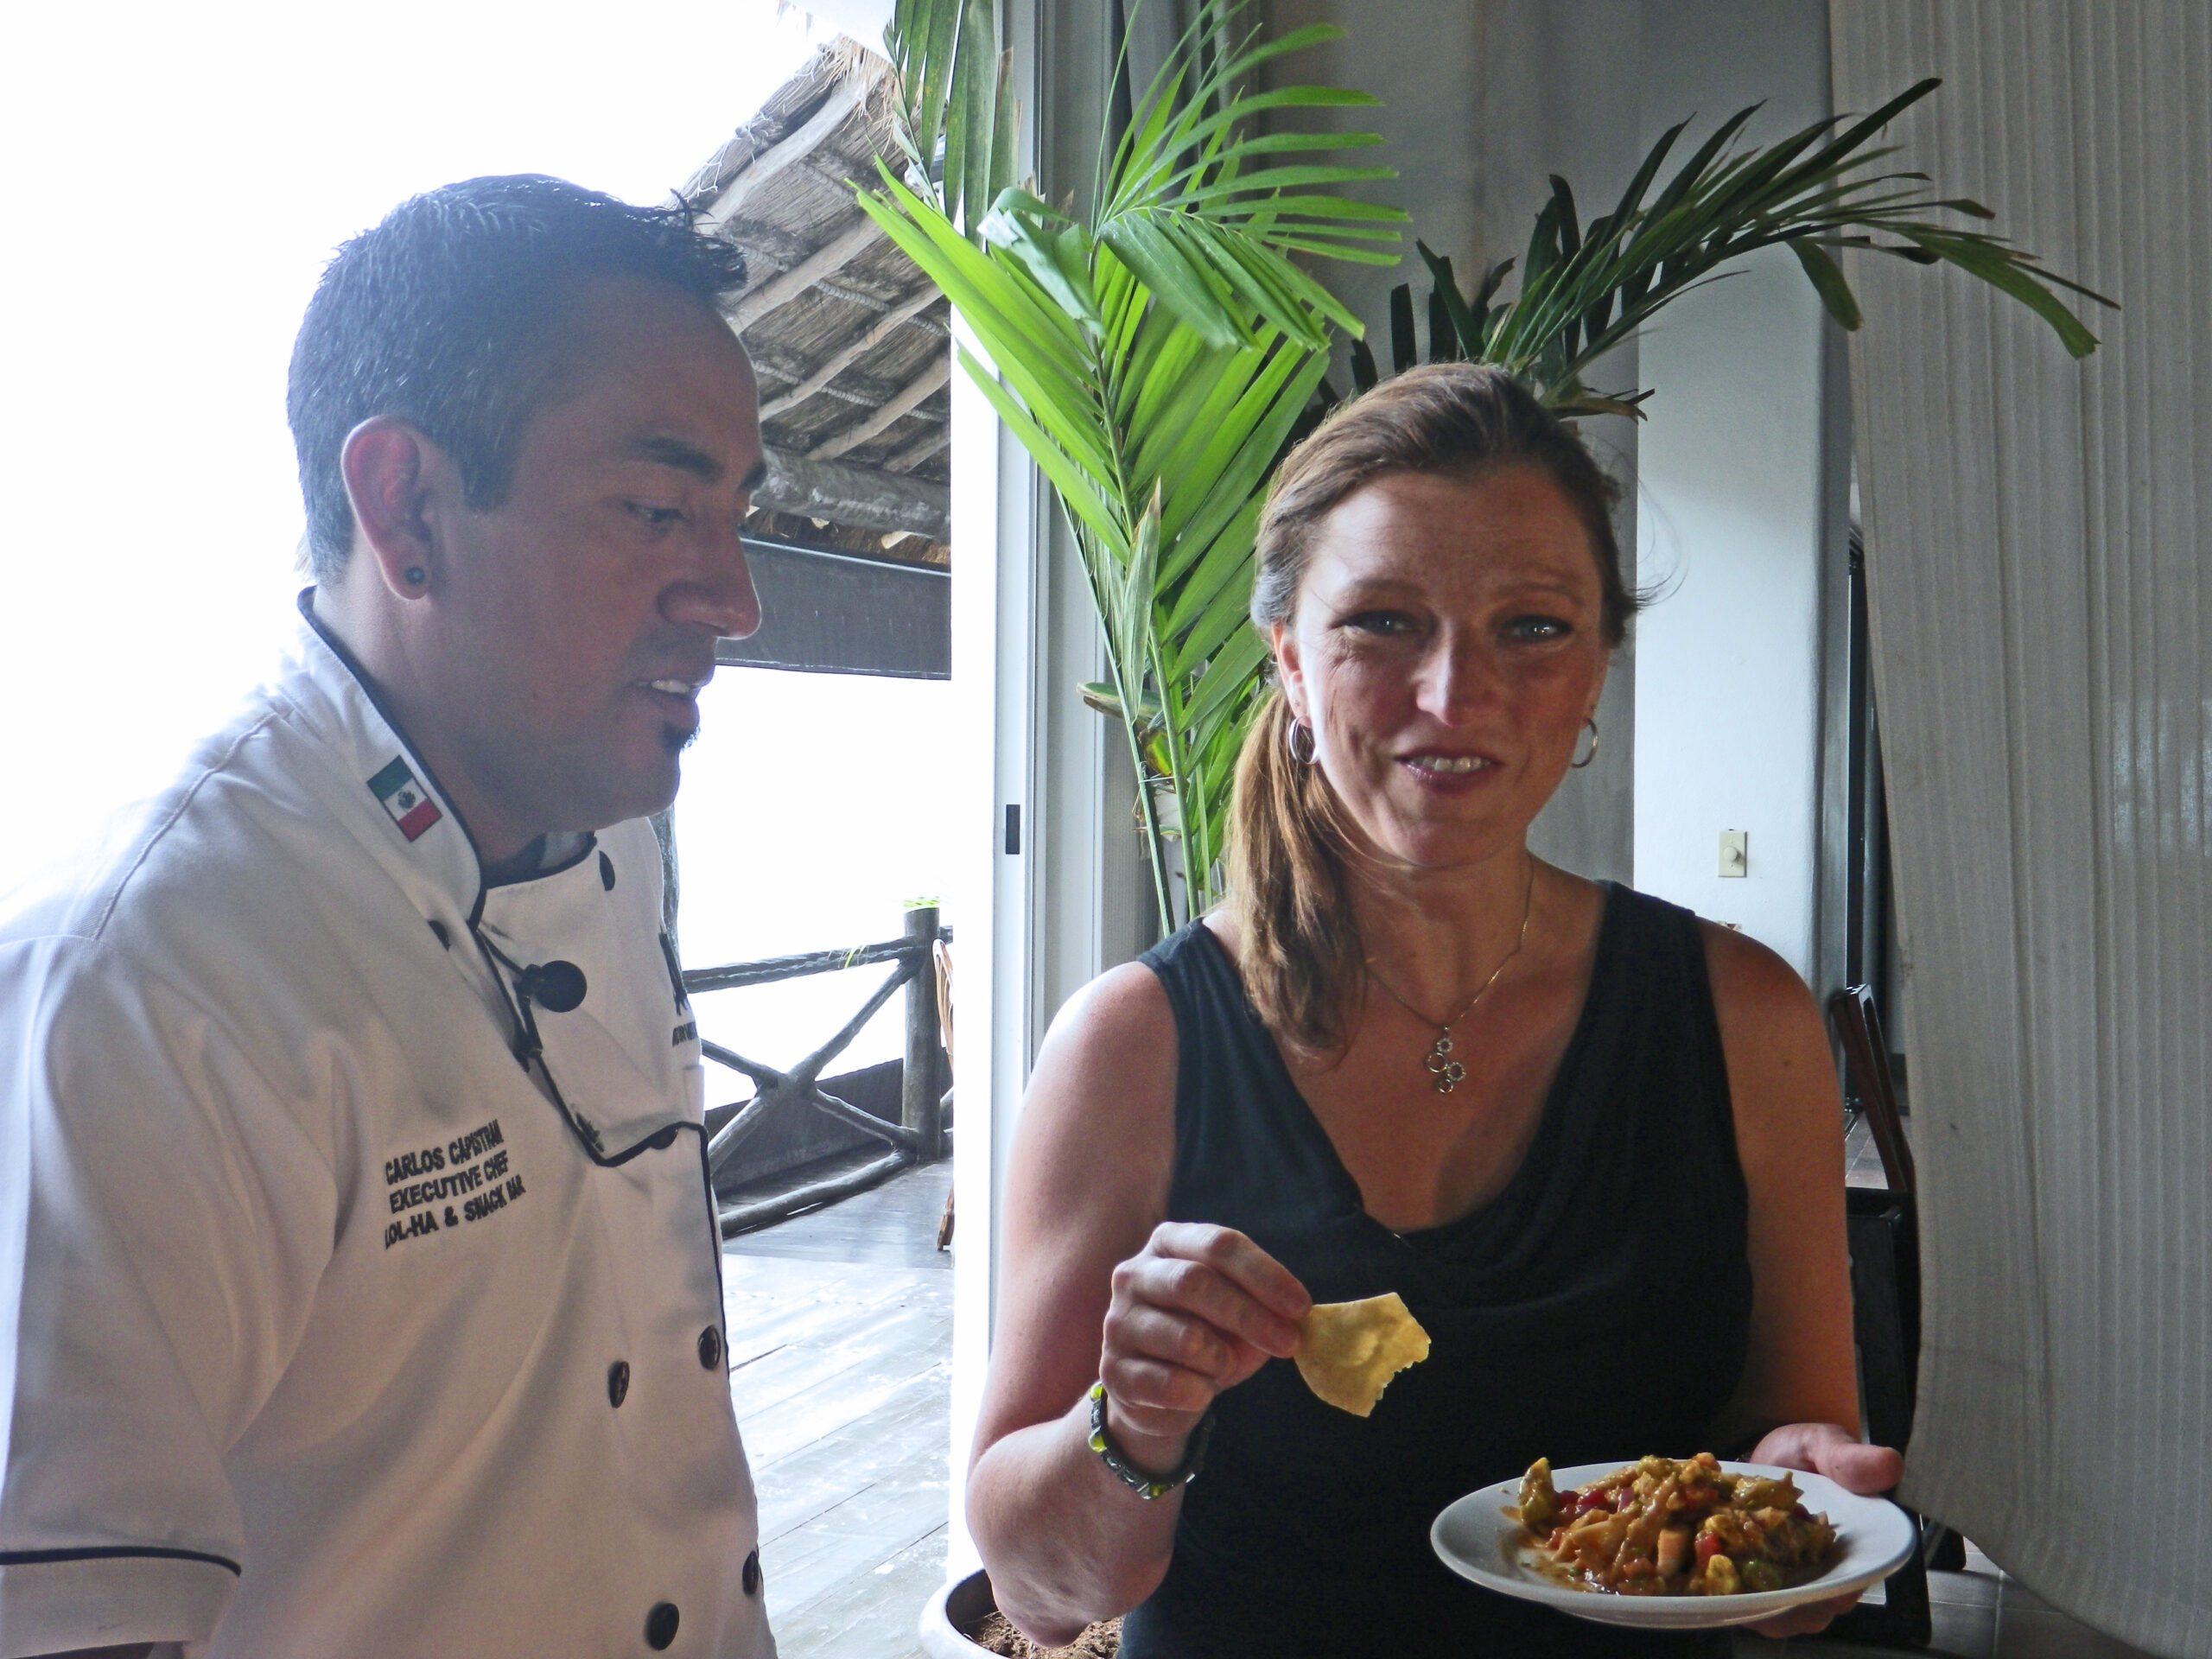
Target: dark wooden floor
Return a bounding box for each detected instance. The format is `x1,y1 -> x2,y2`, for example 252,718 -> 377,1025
718,1133 -> 2157,1659
722,1160 -> 954,1658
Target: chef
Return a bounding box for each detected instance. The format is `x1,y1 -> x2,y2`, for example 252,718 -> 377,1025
0,176 -> 777,1656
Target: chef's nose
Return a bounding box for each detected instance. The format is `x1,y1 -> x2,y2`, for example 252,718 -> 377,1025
662,537 -> 760,640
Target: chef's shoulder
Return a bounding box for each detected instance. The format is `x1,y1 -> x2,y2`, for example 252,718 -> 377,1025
7,703 -> 313,944
0,703 -> 405,1081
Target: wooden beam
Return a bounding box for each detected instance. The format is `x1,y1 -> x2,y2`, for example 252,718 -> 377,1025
726,218 -> 886,334
715,540 -> 950,681
700,76 -> 869,232
808,356 -> 952,461
711,218 -> 814,272
753,446 -> 950,541
884,427 -> 951,474
759,289 -> 945,421
813,278 -> 895,313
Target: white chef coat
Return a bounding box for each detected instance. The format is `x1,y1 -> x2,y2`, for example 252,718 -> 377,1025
0,602 -> 774,1659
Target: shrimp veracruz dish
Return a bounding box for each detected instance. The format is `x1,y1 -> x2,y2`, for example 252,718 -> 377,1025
1514,1453 -> 1840,1595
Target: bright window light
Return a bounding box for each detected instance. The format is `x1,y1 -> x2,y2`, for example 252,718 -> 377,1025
678,668 -> 961,1077
0,2 -> 949,1084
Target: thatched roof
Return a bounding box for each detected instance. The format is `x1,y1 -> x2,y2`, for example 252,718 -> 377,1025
682,41 -> 953,567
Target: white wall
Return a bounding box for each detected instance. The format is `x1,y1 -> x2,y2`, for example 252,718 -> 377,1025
1631,0 -> 1841,978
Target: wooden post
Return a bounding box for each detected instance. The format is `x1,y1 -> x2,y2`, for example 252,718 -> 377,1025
900,905 -> 944,1162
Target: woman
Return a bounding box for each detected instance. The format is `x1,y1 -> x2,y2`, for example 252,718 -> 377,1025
967,365 -> 1900,1656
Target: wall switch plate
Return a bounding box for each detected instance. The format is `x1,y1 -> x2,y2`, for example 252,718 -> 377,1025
1719,830 -> 1748,877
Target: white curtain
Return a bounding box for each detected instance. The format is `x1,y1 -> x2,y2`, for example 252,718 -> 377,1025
1832,6 -> 2212,1652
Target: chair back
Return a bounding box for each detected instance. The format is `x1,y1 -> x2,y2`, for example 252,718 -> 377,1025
1827,983 -> 1915,1195
1825,982 -> 1937,1649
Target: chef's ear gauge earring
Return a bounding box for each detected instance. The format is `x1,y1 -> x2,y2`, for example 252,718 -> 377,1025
403,565 -> 428,589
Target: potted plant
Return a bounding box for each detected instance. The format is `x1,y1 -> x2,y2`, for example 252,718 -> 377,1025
861,0 -> 2109,939
917,1566 -> 999,1656
862,0 -> 1405,933
919,1565 -> 1118,1657
1344,79 -> 2108,403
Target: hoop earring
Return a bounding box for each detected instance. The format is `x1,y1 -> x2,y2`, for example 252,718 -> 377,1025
1570,717 -> 1599,769
1285,715 -> 1318,766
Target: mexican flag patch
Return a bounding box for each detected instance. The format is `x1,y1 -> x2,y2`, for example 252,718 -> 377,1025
367,757 -> 442,842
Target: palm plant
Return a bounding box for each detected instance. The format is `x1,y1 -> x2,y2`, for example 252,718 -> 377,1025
861,0 -> 1405,934
861,9 -> 2111,936
1348,79 -> 2113,404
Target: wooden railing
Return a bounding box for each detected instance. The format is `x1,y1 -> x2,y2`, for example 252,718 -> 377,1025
683,904 -> 949,1236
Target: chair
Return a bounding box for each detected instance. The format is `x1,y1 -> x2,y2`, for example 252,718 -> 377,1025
1824,983 -> 1958,1648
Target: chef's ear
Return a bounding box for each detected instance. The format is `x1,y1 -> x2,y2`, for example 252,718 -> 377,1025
340,416 -> 455,601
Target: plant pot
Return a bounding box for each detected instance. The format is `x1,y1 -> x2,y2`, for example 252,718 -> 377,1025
918,1567 -> 1001,1657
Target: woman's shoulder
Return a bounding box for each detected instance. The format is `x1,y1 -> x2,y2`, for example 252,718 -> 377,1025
1027,953 -> 1182,1120
1048,954 -> 1179,1052
1690,913 -> 1821,1032
1009,957 -> 1183,1231
1592,882 -> 1816,1018
1616,899 -> 1835,1147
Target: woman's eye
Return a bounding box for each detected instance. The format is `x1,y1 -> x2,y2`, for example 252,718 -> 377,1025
1505,615 -> 1572,643
628,504 -> 684,531
1343,610 -> 1417,637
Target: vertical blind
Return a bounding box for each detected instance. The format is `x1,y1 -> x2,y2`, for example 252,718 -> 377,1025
1832,5 -> 2211,1651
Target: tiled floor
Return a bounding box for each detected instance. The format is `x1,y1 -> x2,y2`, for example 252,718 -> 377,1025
722,1160 -> 954,1659
1844,1108 -> 1897,1189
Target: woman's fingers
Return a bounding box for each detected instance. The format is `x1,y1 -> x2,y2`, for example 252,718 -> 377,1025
1113,1255 -> 1301,1363
1093,1224 -> 1310,1452
1106,1300 -> 1251,1388
1096,1355 -> 1216,1440
1816,1437 -> 1906,1495
1092,1225 -> 1308,1471
1147,1222 -> 1310,1329
1111,1225 -> 1307,1359
1748,1421 -> 1905,1494
1735,1422 -> 1906,1637
1748,1591 -> 1859,1638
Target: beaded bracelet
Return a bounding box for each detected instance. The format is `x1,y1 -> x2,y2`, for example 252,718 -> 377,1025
1087,1381 -> 1215,1500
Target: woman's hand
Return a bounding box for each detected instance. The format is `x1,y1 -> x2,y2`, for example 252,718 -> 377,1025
1744,1422 -> 1907,1637
1096,1222 -> 1309,1472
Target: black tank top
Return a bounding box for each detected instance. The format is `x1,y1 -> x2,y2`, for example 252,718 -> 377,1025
1119,884 -> 1753,1659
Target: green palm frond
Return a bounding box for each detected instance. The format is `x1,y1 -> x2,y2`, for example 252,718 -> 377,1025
883,0 -> 1016,232
1085,13 -> 1403,348
873,12 -> 2107,938
1352,79 -> 2113,409
865,0 -> 1400,930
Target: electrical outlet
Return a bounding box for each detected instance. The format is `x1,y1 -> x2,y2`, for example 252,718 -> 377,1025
1719,830 -> 1748,877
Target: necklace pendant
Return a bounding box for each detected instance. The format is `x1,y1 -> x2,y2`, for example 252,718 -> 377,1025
1424,1031 -> 1466,1094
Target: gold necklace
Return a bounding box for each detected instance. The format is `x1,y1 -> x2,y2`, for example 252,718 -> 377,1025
1364,857 -> 1536,1095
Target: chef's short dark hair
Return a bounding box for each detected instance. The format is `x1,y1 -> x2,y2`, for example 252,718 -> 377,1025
287,175 -> 749,579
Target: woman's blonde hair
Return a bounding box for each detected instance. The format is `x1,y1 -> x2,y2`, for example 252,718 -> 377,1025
1226,365 -> 1633,1054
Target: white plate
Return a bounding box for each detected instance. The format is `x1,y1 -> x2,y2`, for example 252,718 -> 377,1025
1431,1460 -> 1916,1630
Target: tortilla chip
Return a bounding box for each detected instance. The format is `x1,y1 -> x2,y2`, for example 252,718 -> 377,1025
1294,1292 -> 1431,1417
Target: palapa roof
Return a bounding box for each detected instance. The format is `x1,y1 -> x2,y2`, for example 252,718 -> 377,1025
680,41 -> 953,568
